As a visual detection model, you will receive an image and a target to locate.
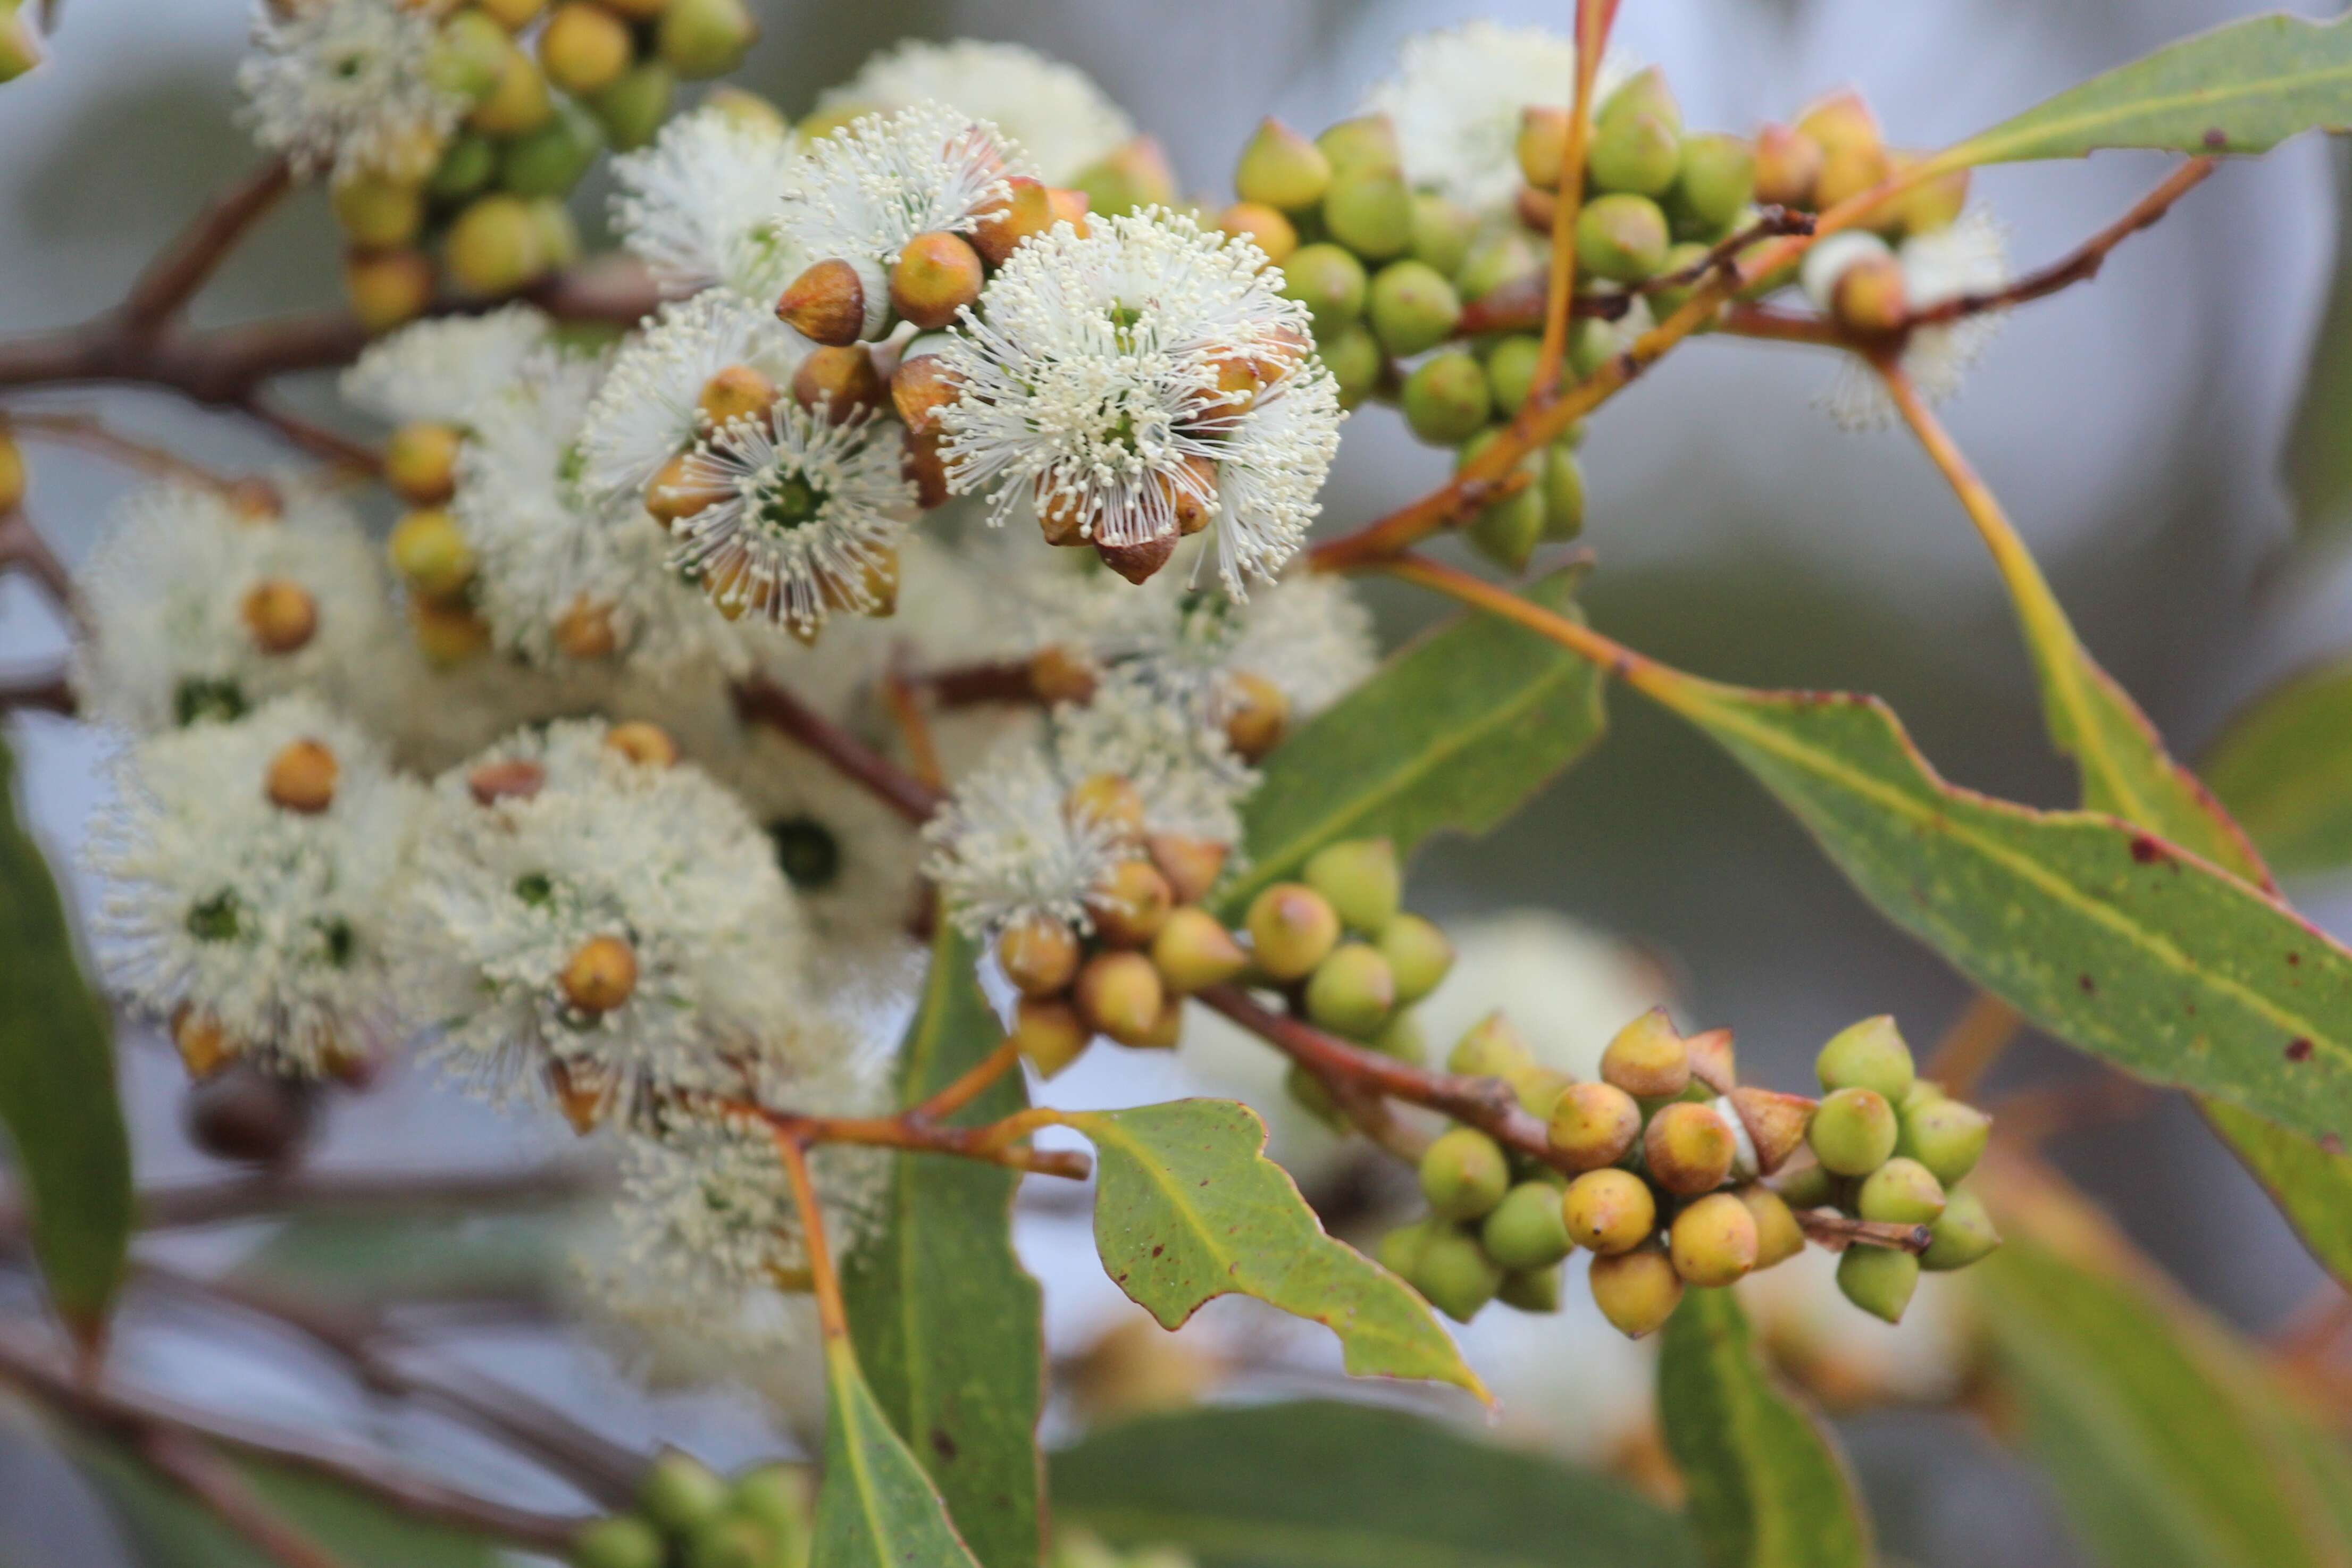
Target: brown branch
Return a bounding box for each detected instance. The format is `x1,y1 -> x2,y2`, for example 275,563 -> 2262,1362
1925,992 -> 2022,1098
1717,304 -> 1843,347
4,410 -> 237,489
237,397 -> 381,476
0,1165 -> 598,1239
1789,1209 -> 1934,1255
1529,0 -> 1616,398
0,508 -> 77,621
881,669 -> 945,791
909,1036 -> 1023,1123
137,1429 -> 358,1568
1460,209 -> 1816,337
756,1101 -> 1091,1180
914,658 -> 1040,708
733,675 -> 944,825
121,158 -> 295,337
1,666 -> 75,716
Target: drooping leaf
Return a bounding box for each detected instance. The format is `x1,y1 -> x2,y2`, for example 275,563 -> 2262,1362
2284,147 -> 2352,547
810,1336 -> 985,1568
2197,1100 -> 2352,1296
1657,1288 -> 1870,1568
1057,1100 -> 1486,1399
1943,10 -> 2352,166
2205,658 -> 2352,877
0,734 -> 131,1341
1216,566 -> 1605,920
1050,1401 -> 1701,1568
841,925 -> 1040,1568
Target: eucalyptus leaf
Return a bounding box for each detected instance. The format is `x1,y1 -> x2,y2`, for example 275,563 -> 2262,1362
2205,658 -> 2352,878
811,1336 -> 985,1568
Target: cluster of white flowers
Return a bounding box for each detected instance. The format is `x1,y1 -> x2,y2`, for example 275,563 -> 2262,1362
340,307 -> 555,429
236,0 -> 464,183
816,38 -> 1135,187
577,290 -> 810,500
610,104 -> 806,303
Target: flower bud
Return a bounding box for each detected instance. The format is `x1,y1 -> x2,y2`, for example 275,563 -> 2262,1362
1831,254 -> 1908,336
1277,242 -> 1367,335
1482,1179 -> 1575,1270
468,44 -> 554,136
1727,1086 -> 1815,1175
644,451 -> 725,527
1567,316 -> 1621,380
1736,1183 -> 1806,1270
1645,1101 -> 1736,1196
0,429 -> 21,514
1795,89 -> 1879,161
1447,1010 -> 1533,1078
973,177 -> 1058,266
384,422 -> 462,506
1094,531 -> 1176,585
1836,1243 -> 1919,1324
1515,106 -> 1569,191
1798,231 -> 1894,314
884,353 -> 960,438
707,86 -> 786,134
1220,670 -> 1290,761
241,578 -> 319,655
639,1450 -> 729,1537
570,1515 -> 665,1568
1774,1159 -> 1835,1211
1133,992 -> 1185,1051
1896,1094 -> 1990,1186
698,363 -> 780,430
1301,837 -> 1400,934
1920,1186 -> 2001,1271
1857,1155 -> 1946,1227
998,913 -> 1081,997
446,192 -> 547,295
890,231 -> 984,331
1244,882 -> 1340,981
902,429 -> 952,511
591,60 -> 677,152
1065,771 -> 1145,839
1600,1008 -> 1688,1099
265,739 -> 338,814
1589,1247 -> 1682,1338
1670,1190 -> 1759,1287
1400,351 -> 1490,445
331,172 -> 425,249
1589,111 -> 1680,199
1376,1217 -> 1439,1279
1561,1167 -> 1656,1255
478,0 -> 548,29
560,935 -> 638,1013
1075,950 -> 1166,1047
604,721 -> 677,768
1371,1009 -> 1427,1064
1151,454 -> 1217,536
1576,193 -> 1671,283
1285,1062 -> 1344,1129
1090,857 -> 1174,948
1235,118 -> 1331,212
777,258 -> 869,347
1675,133 -> 1756,235
1601,65 -> 1682,134
1515,182 -> 1559,236
1684,1027 -> 1737,1095
1889,156 -> 1970,239
553,596 -> 618,659
171,1007 -> 233,1080
1072,137 -> 1175,220
1145,834 -> 1227,906
790,345 -> 886,424
469,758 -> 545,807
1149,906 -> 1250,993
185,1064 -> 314,1167
1509,1064 -> 1571,1120
1815,1014 -> 1914,1100
389,507 -> 476,600
1217,202 -> 1297,265
1305,942 -> 1396,1037
539,2 -> 631,96
1499,1264 -> 1562,1313
1366,259 -> 1462,359
344,249 -> 435,333
1456,230 -> 1541,304
412,599 -> 492,666
1012,995 -> 1090,1078
1045,186 -> 1091,236
1548,1080 -> 1642,1170
1375,912 -> 1453,1004
1321,168 -> 1413,261
1319,323 -> 1381,409
1420,1127 -> 1511,1221
1467,473 -> 1544,573
1813,143 -> 1892,214
1398,191 -> 1472,276
1809,1085 -> 1898,1176
1315,114 -> 1400,177
499,97 -> 607,199
657,0 -> 757,79
1410,1226 -> 1503,1323
1751,123 -> 1822,210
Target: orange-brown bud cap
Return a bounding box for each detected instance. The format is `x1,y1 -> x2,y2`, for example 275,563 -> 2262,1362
1686,1027 -> 1738,1095
697,363 -> 780,430
1028,645 -> 1097,704
467,757 -> 546,805
1220,671 -> 1289,761
1830,253 -> 1908,336
902,429 -> 951,509
1097,530 -> 1176,584
998,913 -> 1081,997
1045,186 -> 1091,236
889,231 -> 984,331
1149,905 -> 1251,993
1644,1101 -> 1737,1196
1600,1007 -> 1688,1099
604,721 -> 679,768
1728,1086 -> 1817,1176
1013,995 -> 1090,1077
241,578 -> 319,655
973,177 -> 1057,266
1066,772 -> 1146,839
1075,949 -> 1165,1046
1750,123 -> 1823,209
1090,857 -> 1174,947
560,934 -> 638,1013
265,739 -> 339,814
553,597 -> 620,659
1217,202 -> 1298,265
890,353 -> 962,436
643,451 -> 725,527
792,344 -> 887,422
777,257 -> 867,346
1147,834 -> 1228,906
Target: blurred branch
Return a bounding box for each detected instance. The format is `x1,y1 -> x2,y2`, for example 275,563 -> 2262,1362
1926,992 -> 2023,1098
1529,0 -> 1614,399
1463,207 -> 1814,336
0,667 -> 74,716
733,675 -> 945,825
0,1164 -> 598,1238
0,508 -> 77,622
236,396 -> 382,476
136,1428 -> 359,1568
3,410 -> 238,489
121,158 -> 294,337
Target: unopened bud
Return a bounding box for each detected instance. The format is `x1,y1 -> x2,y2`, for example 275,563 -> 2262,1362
410,598 -> 492,665
1830,254 -> 1908,336
1795,89 -> 1880,161
265,739 -> 338,814
1589,110 -> 1680,198
1686,1028 -> 1737,1095
1302,837 -> 1401,934
1562,1168 -> 1656,1256
1217,202 -> 1297,264
889,352 -> 960,435
241,578 -> 319,655
171,1007 -> 233,1080
1220,670 -> 1290,761
1920,1186 -> 2001,1271
1410,1227 -> 1503,1324
1889,155 -> 1970,239
1601,1007 -> 1689,1099
1321,167 -> 1413,261
467,757 -> 545,805
559,934 -> 638,1013
1045,186 -> 1091,236
0,5 -> 44,82
1896,1093 -> 1990,1186
1590,1247 -> 1681,1338
1367,258 -> 1462,359
553,597 -> 619,659
478,0 -> 549,30
998,913 -> 1081,997
344,249 -> 435,334
694,364 -> 776,431
1420,1127 -> 1510,1221
972,177 -> 1056,266
1482,1180 -> 1575,1270
1645,1101 -> 1736,1196
656,0 -> 757,80
1815,1014 -> 1914,1100
890,231 -> 984,331
185,1064 -> 313,1167
1669,1190 -> 1759,1287
1515,106 -> 1569,191
1809,1085 -> 1898,1176
903,430 -> 951,509
331,172 -> 425,250
1304,942 -> 1395,1037
1095,530 -> 1177,585
1235,118 -> 1332,212
1736,1183 -> 1806,1270
1837,1243 -> 1919,1324
791,345 -> 885,422
446,192 -> 547,295
638,1450 -> 729,1536
1321,324 -> 1382,410
590,60 -> 676,153
1813,142 -> 1892,214
1856,1155 -> 1946,1226
1149,905 -> 1250,993
1376,912 -> 1453,1004
1277,242 -> 1367,334
1467,480 -> 1544,574
1028,645 -> 1097,704
467,45 -> 554,136
1066,772 -> 1145,839
1575,192 -> 1671,283
539,2 -> 631,95
1499,1264 -> 1562,1313
777,258 -> 868,346
1752,122 -> 1823,209
1676,133 -> 1756,233
384,422 -> 462,506
1400,351 -> 1490,445
1146,834 -> 1227,905
1600,66 -> 1683,135
569,1516 -> 665,1568
1728,1086 -> 1815,1175
1090,857 -> 1174,947
643,451 -> 724,527
604,721 -> 678,768
1316,115 -> 1400,178
1244,882 -> 1340,980
389,507 -> 476,601
1013,995 -> 1089,1078
0,429 -> 23,514
1072,136 -> 1176,219
1446,1010 -> 1533,1078
1153,455 -> 1217,536
1074,950 -> 1165,1046
1549,1080 -> 1643,1170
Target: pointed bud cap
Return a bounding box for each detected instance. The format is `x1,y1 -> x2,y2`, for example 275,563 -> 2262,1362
1686,1028 -> 1737,1094
1516,106 -> 1569,190
1548,1080 -> 1642,1171
241,578 -> 319,655
1149,906 -> 1250,993
1146,834 -> 1227,906
1305,942 -> 1396,1038
777,258 -> 867,346
889,231 -> 984,330
265,739 -> 339,814
998,913 -> 1081,997
1095,530 -> 1176,584
1669,1191 -> 1759,1287
972,176 -> 1056,266
1419,1126 -> 1511,1221
1645,1101 -> 1737,1196
1751,123 -> 1823,209
1921,1186 -> 2001,1271
1236,118 -> 1332,212
1736,1184 -> 1806,1270
792,344 -> 886,422
1089,857 -> 1174,947
1729,1086 -> 1815,1175
1601,1007 -> 1689,1099
1220,670 -> 1290,760
1074,950 -> 1165,1046
1377,912 -> 1454,1004
1447,1009 -> 1534,1078
1301,837 -> 1401,934
1562,1168 -> 1656,1255
889,351 -> 961,435
1590,1248 -> 1683,1339
1012,995 -> 1090,1078
1244,882 -> 1340,981
1836,1244 -> 1919,1324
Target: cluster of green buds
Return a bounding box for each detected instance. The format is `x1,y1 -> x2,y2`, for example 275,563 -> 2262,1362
338,0 -> 757,333
569,1450 -> 808,1568
1378,1008 -> 1998,1337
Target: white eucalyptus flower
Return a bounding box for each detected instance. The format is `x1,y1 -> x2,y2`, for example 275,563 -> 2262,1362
817,39 -> 1132,185
1050,671 -> 1253,846
1823,209 -> 2011,430
610,105 -> 806,301
576,291 -> 811,500
236,0 -> 465,183
340,307 -> 555,428
922,734 -> 1131,941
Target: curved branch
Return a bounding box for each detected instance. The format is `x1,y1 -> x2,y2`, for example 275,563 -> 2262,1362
121,157 -> 294,336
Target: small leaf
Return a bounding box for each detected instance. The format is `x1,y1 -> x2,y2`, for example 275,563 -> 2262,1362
1051,1400 -> 1702,1568
841,925 -> 1041,1568
1944,10 -> 2352,165
0,734 -> 131,1341
1658,1289 -> 1871,1568
2204,658 -> 2352,878
2197,1100 -> 2352,1297
811,1335 -> 985,1568
1216,566 -> 1605,920
2283,149 -> 2352,547
1058,1100 -> 1486,1399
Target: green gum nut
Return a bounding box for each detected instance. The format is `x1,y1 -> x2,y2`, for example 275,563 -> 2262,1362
658,0 -> 758,80
1303,836 -> 1403,933
1921,1187 -> 2001,1271
1507,1064 -> 1572,1119
1419,1127 -> 1511,1221
428,132 -> 499,203
1576,193 -> 1671,284
730,1465 -> 807,1559
1567,316 -> 1620,380
1676,132 -> 1756,234
1855,1156 -> 1946,1225
529,197 -> 580,269
1809,1086 -> 1898,1177
1323,168 -> 1414,261
1485,334 -> 1541,416
1815,1014 -> 1915,1100
1897,1094 -> 1990,1186
1547,1080 -> 1642,1170
1468,480 -> 1545,573
500,94 -> 606,198
1410,1227 -> 1503,1322
570,1515 -> 665,1568
1319,323 -> 1382,408
1368,259 -> 1462,358
640,1449 -> 730,1535
1645,240 -> 1712,320
1370,1008 -> 1427,1063
1599,65 -> 1683,136
683,1515 -> 772,1568
1401,350 -> 1491,444
1245,883 -> 1341,980
1377,912 -> 1454,1004
1454,229 -> 1541,304
430,9 -> 512,102
1447,1010 -> 1533,1077
1542,443 -> 1585,541
1376,1215 -> 1442,1278
1278,241 -> 1367,334
1837,1244 -> 1920,1324
1775,1161 -> 1836,1210
445,193 -> 547,295
1481,1180 -> 1575,1269
1315,114 -> 1400,177
1304,942 -> 1397,1038
1588,110 -> 1680,197
1410,191 -> 1475,276
592,60 -> 675,152
1498,1264 -> 1563,1313
1235,118 -> 1332,212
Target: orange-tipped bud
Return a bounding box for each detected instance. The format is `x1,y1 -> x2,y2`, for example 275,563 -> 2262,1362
1097,530 -> 1176,585
265,739 -> 338,814
792,345 -> 886,422
242,578 -> 319,655
643,451 -> 725,527
604,721 -> 679,768
697,363 -> 779,430
553,597 -> 620,659
972,177 -> 1057,266
890,231 -> 985,330
560,934 -> 638,1013
1221,671 -> 1289,762
777,257 -> 867,345
890,353 -> 961,436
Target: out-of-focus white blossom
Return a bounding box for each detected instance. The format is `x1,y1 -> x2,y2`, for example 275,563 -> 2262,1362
340,307 -> 555,429
610,105 -> 806,301
922,734 -> 1130,941
817,39 -> 1133,185
237,0 -> 464,183
1822,211 -> 2011,429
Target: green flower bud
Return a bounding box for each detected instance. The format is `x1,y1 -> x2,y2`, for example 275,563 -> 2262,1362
1401,351 -> 1491,445
1598,66 -> 1681,136
1736,1184 -> 1806,1270
1303,836 -> 1402,933
1467,479 -> 1544,574
1548,1081 -> 1642,1171
540,2 -> 633,96
1515,106 -> 1569,191
1576,193 -> 1671,283
1890,158 -> 1971,240
1896,1094 -> 1990,1187
432,9 -> 514,102
1218,200 -> 1297,263
1498,1264 -> 1563,1313
389,508 -> 476,598
1367,259 -> 1462,358
528,196 -> 581,269
658,0 -> 757,80
1409,191 -> 1475,277
1601,1007 -> 1689,1099
445,192 -> 547,295
1486,334 -> 1541,416
1482,1179 -> 1575,1270
1644,240 -> 1712,320
1376,912 -> 1454,1004
1836,1244 -> 1920,1324
1589,110 -> 1680,198
1561,1168 -> 1656,1255
1454,230 -> 1539,304
428,131 -> 499,202
1235,118 -> 1332,212
591,60 -> 676,152
1420,1127 -> 1511,1221
1856,1155 -> 1946,1225
1073,137 -> 1176,219
1244,882 -> 1341,981
1567,317 -> 1619,381
1675,133 -> 1756,234
1149,906 -> 1251,994
1319,322 -> 1382,409
1376,1216 -> 1442,1278
1370,1008 -> 1427,1063
1809,1086 -> 1898,1177
1278,241 -> 1367,334
640,1449 -> 730,1536
1508,1064 -> 1572,1120
1815,1014 -> 1914,1100
1447,1010 -> 1534,1077
1589,1247 -> 1683,1338
332,173 -> 425,250
570,1514 -> 665,1568
1075,951 -> 1165,1047
1774,1160 -> 1836,1211
499,94 -> 606,198
729,1465 -> 808,1565
1322,167 -> 1414,261
1541,443 -> 1585,541
1284,1062 -> 1345,1129
1315,114 -> 1400,177
1669,1190 -> 1759,1287
1305,942 -> 1397,1037
469,44 -> 554,136
1410,1226 -> 1503,1323
1645,1101 -> 1736,1196
683,1514 -> 773,1568
1920,1186 -> 2001,1271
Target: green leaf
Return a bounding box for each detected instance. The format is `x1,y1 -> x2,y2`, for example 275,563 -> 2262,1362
1057,1100 -> 1486,1399
1215,566 -> 1605,920
840,924 -> 1041,1568
0,733 -> 131,1341
2205,659 -> 2352,878
811,1335 -> 985,1568
1943,10 -> 2352,166
2283,148 -> 2352,547
2197,1100 -> 2352,1296
1050,1400 -> 1701,1568
1657,1289 -> 1870,1568
1653,675 -> 2352,1143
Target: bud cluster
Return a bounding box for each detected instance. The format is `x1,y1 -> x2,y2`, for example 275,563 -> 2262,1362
568,1449 -> 808,1568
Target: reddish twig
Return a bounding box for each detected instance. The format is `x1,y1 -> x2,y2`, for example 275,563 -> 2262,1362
1788,1209 -> 1935,1255
755,1101 -> 1090,1180
137,1429 -> 358,1568
0,509 -> 77,621
1925,992 -> 2023,1098
1528,0 -> 1617,398
121,158 -> 295,337
733,675 -> 944,825
237,397 -> 381,476
4,410 -> 238,489
909,1036 -> 1024,1123
1466,208 -> 1815,337
0,667 -> 75,716
916,659 -> 1041,708
881,669 -> 945,791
